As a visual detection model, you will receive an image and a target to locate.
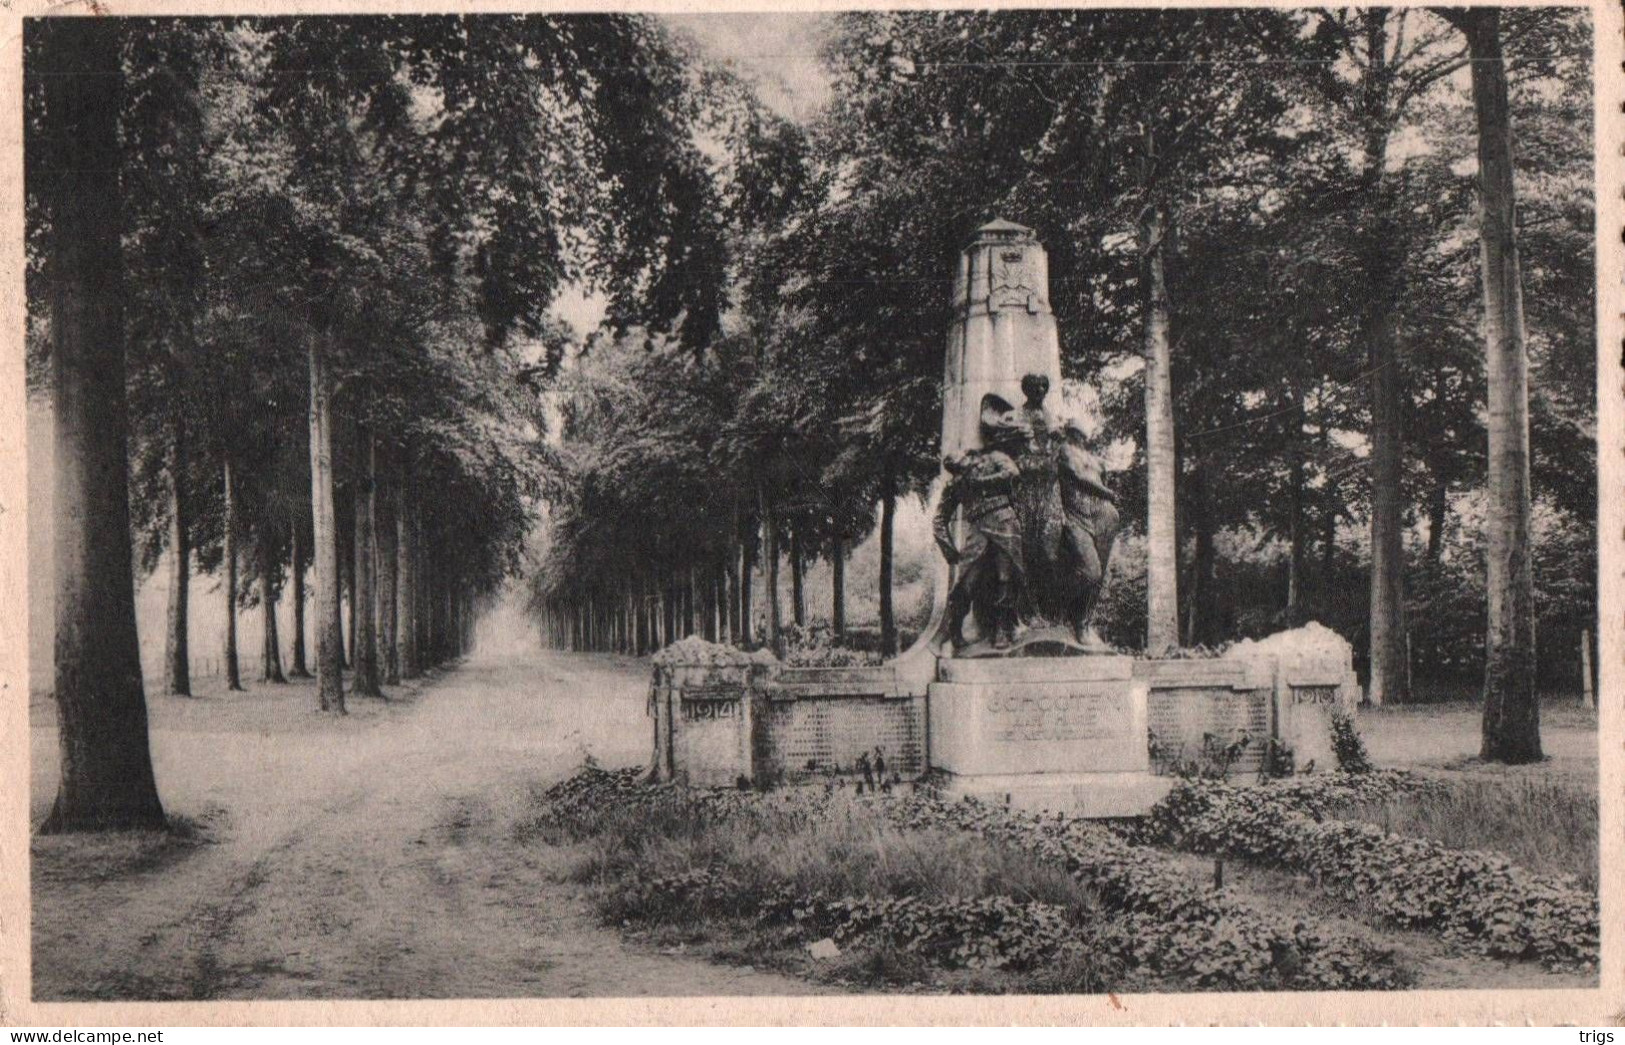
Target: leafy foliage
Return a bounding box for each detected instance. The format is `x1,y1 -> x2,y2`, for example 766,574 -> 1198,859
528,8 -> 1595,690
27,15 -> 736,674
1141,776 -> 1599,968
1330,712 -> 1374,774
538,767 -> 1412,991
778,621 -> 882,667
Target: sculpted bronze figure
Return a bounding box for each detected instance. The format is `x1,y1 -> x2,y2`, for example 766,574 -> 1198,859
933,445 -> 1024,651
1058,423 -> 1120,645
933,376 -> 1120,655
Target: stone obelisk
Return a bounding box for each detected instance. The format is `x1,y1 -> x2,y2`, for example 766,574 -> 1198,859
941,219 -> 1063,458
922,220 -> 1168,818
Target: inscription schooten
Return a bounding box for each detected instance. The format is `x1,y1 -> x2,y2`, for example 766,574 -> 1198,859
984,690 -> 1126,743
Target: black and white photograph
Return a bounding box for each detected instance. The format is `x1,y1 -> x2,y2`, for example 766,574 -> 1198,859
7,0 -> 1619,1024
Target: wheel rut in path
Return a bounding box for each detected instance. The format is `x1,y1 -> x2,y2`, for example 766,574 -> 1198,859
31,651 -> 823,1000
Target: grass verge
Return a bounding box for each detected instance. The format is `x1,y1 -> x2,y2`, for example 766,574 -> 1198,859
1321,775 -> 1596,893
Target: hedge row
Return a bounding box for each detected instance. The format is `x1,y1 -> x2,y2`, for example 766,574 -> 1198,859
1138,777 -> 1598,969
538,768 -> 1411,991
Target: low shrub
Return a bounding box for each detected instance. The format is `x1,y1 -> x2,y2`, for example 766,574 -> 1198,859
778,621 -> 884,667
883,792 -> 1409,990
1329,712 -> 1374,774
538,769 -> 1112,984
1165,732 -> 1253,781
1324,776 -> 1598,894
534,768 -> 1411,991
1140,776 -> 1598,969
1258,737 -> 1296,780
765,892 -> 1093,973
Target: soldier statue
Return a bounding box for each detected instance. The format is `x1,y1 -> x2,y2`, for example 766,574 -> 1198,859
931,378 -> 1121,655
1057,423 -> 1121,645
932,440 -> 1024,651
1010,374 -> 1067,619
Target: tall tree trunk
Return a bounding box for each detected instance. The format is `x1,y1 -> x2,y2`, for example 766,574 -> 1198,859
831,536 -> 846,640
462,587 -> 474,654
307,335 -> 346,712
700,573 -> 712,643
163,414 -> 191,696
259,532 -> 285,684
880,478 -> 898,657
725,536 -> 741,646
288,517 -> 310,678
1184,457 -> 1214,646
1358,10 -> 1410,707
451,583 -> 463,655
417,513 -> 433,664
343,494 -> 356,668
1462,9 -> 1541,763
431,564 -> 444,661
1319,423 -> 1339,587
761,486 -> 782,651
430,548 -> 443,662
739,536 -> 755,648
1367,306 -> 1408,705
377,453 -> 399,685
437,575 -> 448,661
39,18 -> 167,831
1287,393 -> 1306,617
1141,195 -> 1179,655
686,567 -> 697,639
352,428 -> 381,697
397,475 -> 419,679
444,576 -> 455,655
222,455 -> 243,692
716,568 -> 729,646
417,531 -> 431,662
790,528 -> 806,627
1425,370 -> 1451,567
1322,502 -> 1339,578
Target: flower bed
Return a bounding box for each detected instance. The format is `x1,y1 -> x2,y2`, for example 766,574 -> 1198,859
536,768 -> 1411,991
1139,775 -> 1598,969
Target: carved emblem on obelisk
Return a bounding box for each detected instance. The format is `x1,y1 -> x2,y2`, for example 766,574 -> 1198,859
989,248 -> 1038,312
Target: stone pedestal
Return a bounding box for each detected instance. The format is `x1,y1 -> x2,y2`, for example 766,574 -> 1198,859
928,655 -> 1171,817
651,639 -> 774,787
1230,622 -> 1362,773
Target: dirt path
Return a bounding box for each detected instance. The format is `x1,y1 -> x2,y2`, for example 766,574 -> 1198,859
30,650 -> 825,1000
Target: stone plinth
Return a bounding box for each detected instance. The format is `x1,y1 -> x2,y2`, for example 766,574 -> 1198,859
1134,657 -> 1274,776
928,656 -> 1170,817
650,638 -> 775,787
650,642 -> 927,788
1230,622 -> 1361,773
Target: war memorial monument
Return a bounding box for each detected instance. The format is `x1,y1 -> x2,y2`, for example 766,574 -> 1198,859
649,220 -> 1360,816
